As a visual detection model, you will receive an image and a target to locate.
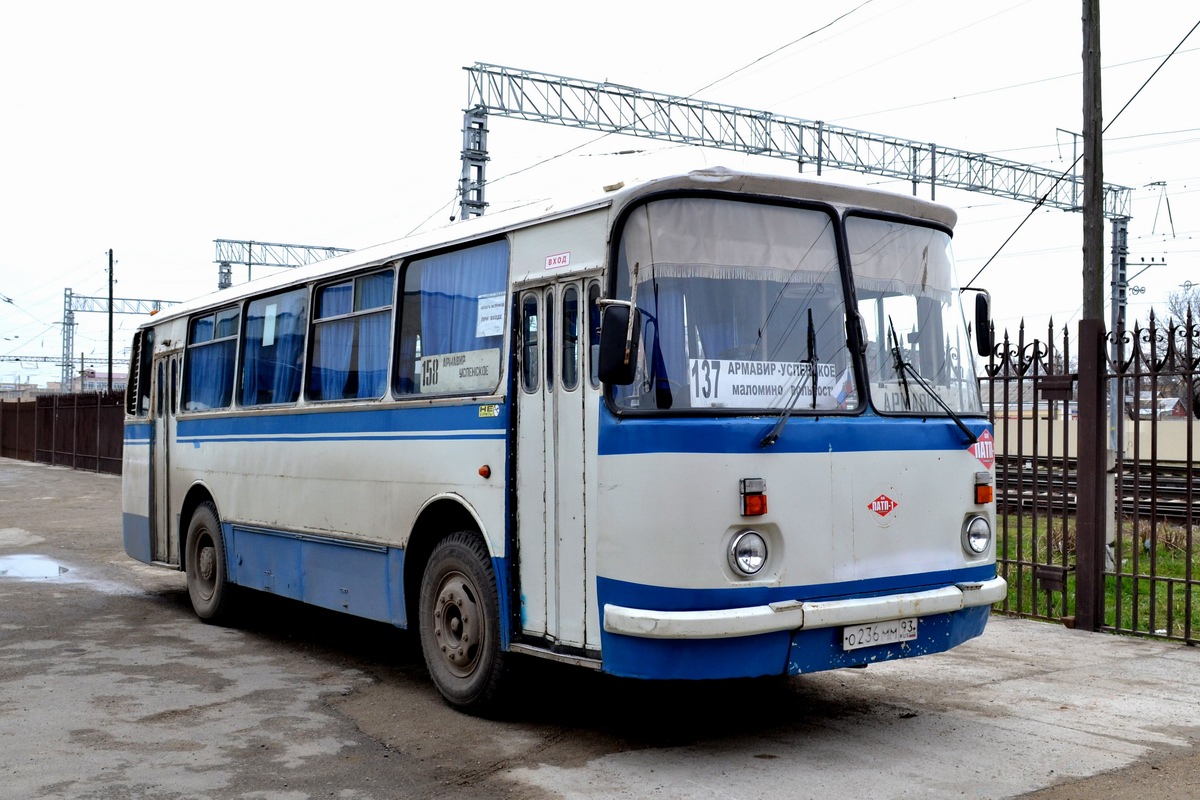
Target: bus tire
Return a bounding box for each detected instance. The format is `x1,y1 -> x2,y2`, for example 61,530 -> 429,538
185,501 -> 235,624
418,532 -> 506,713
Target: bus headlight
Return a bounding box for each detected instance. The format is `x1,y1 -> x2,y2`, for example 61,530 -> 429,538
728,530 -> 768,575
962,516 -> 993,555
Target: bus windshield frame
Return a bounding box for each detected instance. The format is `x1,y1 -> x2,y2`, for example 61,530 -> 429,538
608,195 -> 860,415
606,194 -> 984,418
846,212 -> 983,417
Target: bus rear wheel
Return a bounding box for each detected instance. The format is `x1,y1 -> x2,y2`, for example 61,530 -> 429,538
418,532 -> 506,713
185,501 -> 235,623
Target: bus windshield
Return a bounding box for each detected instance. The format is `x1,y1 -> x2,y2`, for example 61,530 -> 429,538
848,215 -> 982,415
612,197 -> 858,413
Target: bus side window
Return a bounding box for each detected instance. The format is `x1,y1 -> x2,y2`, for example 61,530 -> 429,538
309,269 -> 394,401
545,289 -> 554,391
184,306 -> 239,411
125,331 -> 152,417
562,285 -> 579,391
170,360 -> 178,416
240,288 -> 308,406
156,363 -> 165,419
587,282 -> 601,389
395,239 -> 507,397
521,294 -> 539,393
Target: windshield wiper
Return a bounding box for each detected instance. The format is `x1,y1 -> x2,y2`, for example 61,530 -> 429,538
887,317 -> 977,444
760,309 -> 817,447
887,317 -> 912,411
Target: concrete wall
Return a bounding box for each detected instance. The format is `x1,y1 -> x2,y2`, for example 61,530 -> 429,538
994,416 -> 1195,461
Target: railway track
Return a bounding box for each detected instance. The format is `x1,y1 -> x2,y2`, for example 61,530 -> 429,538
997,455 -> 1200,522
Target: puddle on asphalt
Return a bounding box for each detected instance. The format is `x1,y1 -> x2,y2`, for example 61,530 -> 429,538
0,554 -> 70,579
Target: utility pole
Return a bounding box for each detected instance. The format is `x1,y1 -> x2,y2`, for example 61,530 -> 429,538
107,249 -> 114,393
1075,0 -> 1107,632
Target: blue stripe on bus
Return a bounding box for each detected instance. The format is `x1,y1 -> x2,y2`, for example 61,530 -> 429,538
785,605 -> 990,674
220,523 -> 513,647
122,513 -> 153,564
595,566 -> 997,679
173,403 -> 508,444
226,523 -> 408,627
598,605 -> 992,680
598,411 -> 990,455
124,423 -> 153,442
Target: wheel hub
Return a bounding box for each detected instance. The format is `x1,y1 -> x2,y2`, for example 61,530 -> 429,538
433,573 -> 481,678
198,544 -> 215,584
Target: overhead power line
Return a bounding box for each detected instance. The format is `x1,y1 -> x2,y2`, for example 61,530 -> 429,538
459,62 -> 1131,221
966,15 -> 1200,287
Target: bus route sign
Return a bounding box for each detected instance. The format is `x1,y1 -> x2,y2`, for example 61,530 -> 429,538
688,359 -> 845,410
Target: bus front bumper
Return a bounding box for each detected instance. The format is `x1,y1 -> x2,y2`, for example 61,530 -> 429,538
603,577 -> 1008,640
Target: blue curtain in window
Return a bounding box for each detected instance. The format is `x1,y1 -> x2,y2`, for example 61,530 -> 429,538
312,319 -> 354,399
357,271 -> 393,310
271,305 -> 306,403
396,329 -> 418,395
192,316 -> 214,344
241,289 -> 307,405
241,312 -> 264,405
319,282 -> 352,317
356,272 -> 394,398
646,278 -> 685,407
186,340 -> 234,409
419,240 -> 507,356
311,282 -> 353,400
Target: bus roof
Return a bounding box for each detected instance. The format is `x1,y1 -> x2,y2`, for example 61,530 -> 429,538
144,167 -> 957,327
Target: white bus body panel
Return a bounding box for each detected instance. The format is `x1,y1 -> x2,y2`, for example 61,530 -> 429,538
172,410 -> 508,555
595,447 -> 988,590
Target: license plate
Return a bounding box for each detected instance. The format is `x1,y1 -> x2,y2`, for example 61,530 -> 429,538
842,618 -> 918,651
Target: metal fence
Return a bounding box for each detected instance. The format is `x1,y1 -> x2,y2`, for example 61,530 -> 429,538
4,330 -> 1199,642
0,392 -> 124,474
983,315 -> 1200,643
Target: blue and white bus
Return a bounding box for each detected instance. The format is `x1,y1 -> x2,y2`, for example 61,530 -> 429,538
122,168 -> 1006,711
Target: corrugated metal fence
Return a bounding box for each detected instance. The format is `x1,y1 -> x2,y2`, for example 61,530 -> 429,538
0,392 -> 124,474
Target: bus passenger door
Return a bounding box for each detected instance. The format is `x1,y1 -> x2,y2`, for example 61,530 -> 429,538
150,354 -> 180,565
516,279 -> 599,651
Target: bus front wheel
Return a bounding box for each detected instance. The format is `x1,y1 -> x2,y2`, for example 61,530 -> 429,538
185,502 -> 235,623
418,532 -> 506,712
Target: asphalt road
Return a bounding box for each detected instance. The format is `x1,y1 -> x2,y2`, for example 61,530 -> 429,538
2,457 -> 1199,799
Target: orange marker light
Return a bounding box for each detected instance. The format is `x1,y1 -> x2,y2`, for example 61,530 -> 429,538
974,471 -> 993,505
479,465 -> 491,479
743,494 -> 768,516
740,478 -> 767,516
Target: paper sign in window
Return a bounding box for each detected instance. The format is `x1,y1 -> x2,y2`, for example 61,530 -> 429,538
476,292 -> 505,338
263,303 -> 278,347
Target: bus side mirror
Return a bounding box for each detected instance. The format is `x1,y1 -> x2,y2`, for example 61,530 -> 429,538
974,292 -> 993,357
598,304 -> 642,385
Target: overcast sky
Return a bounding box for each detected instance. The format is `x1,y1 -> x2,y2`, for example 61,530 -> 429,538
2,1 -> 1198,386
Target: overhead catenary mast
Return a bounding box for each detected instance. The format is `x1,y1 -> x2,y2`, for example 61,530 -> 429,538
456,62 -> 1134,337
457,63 -> 1132,221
